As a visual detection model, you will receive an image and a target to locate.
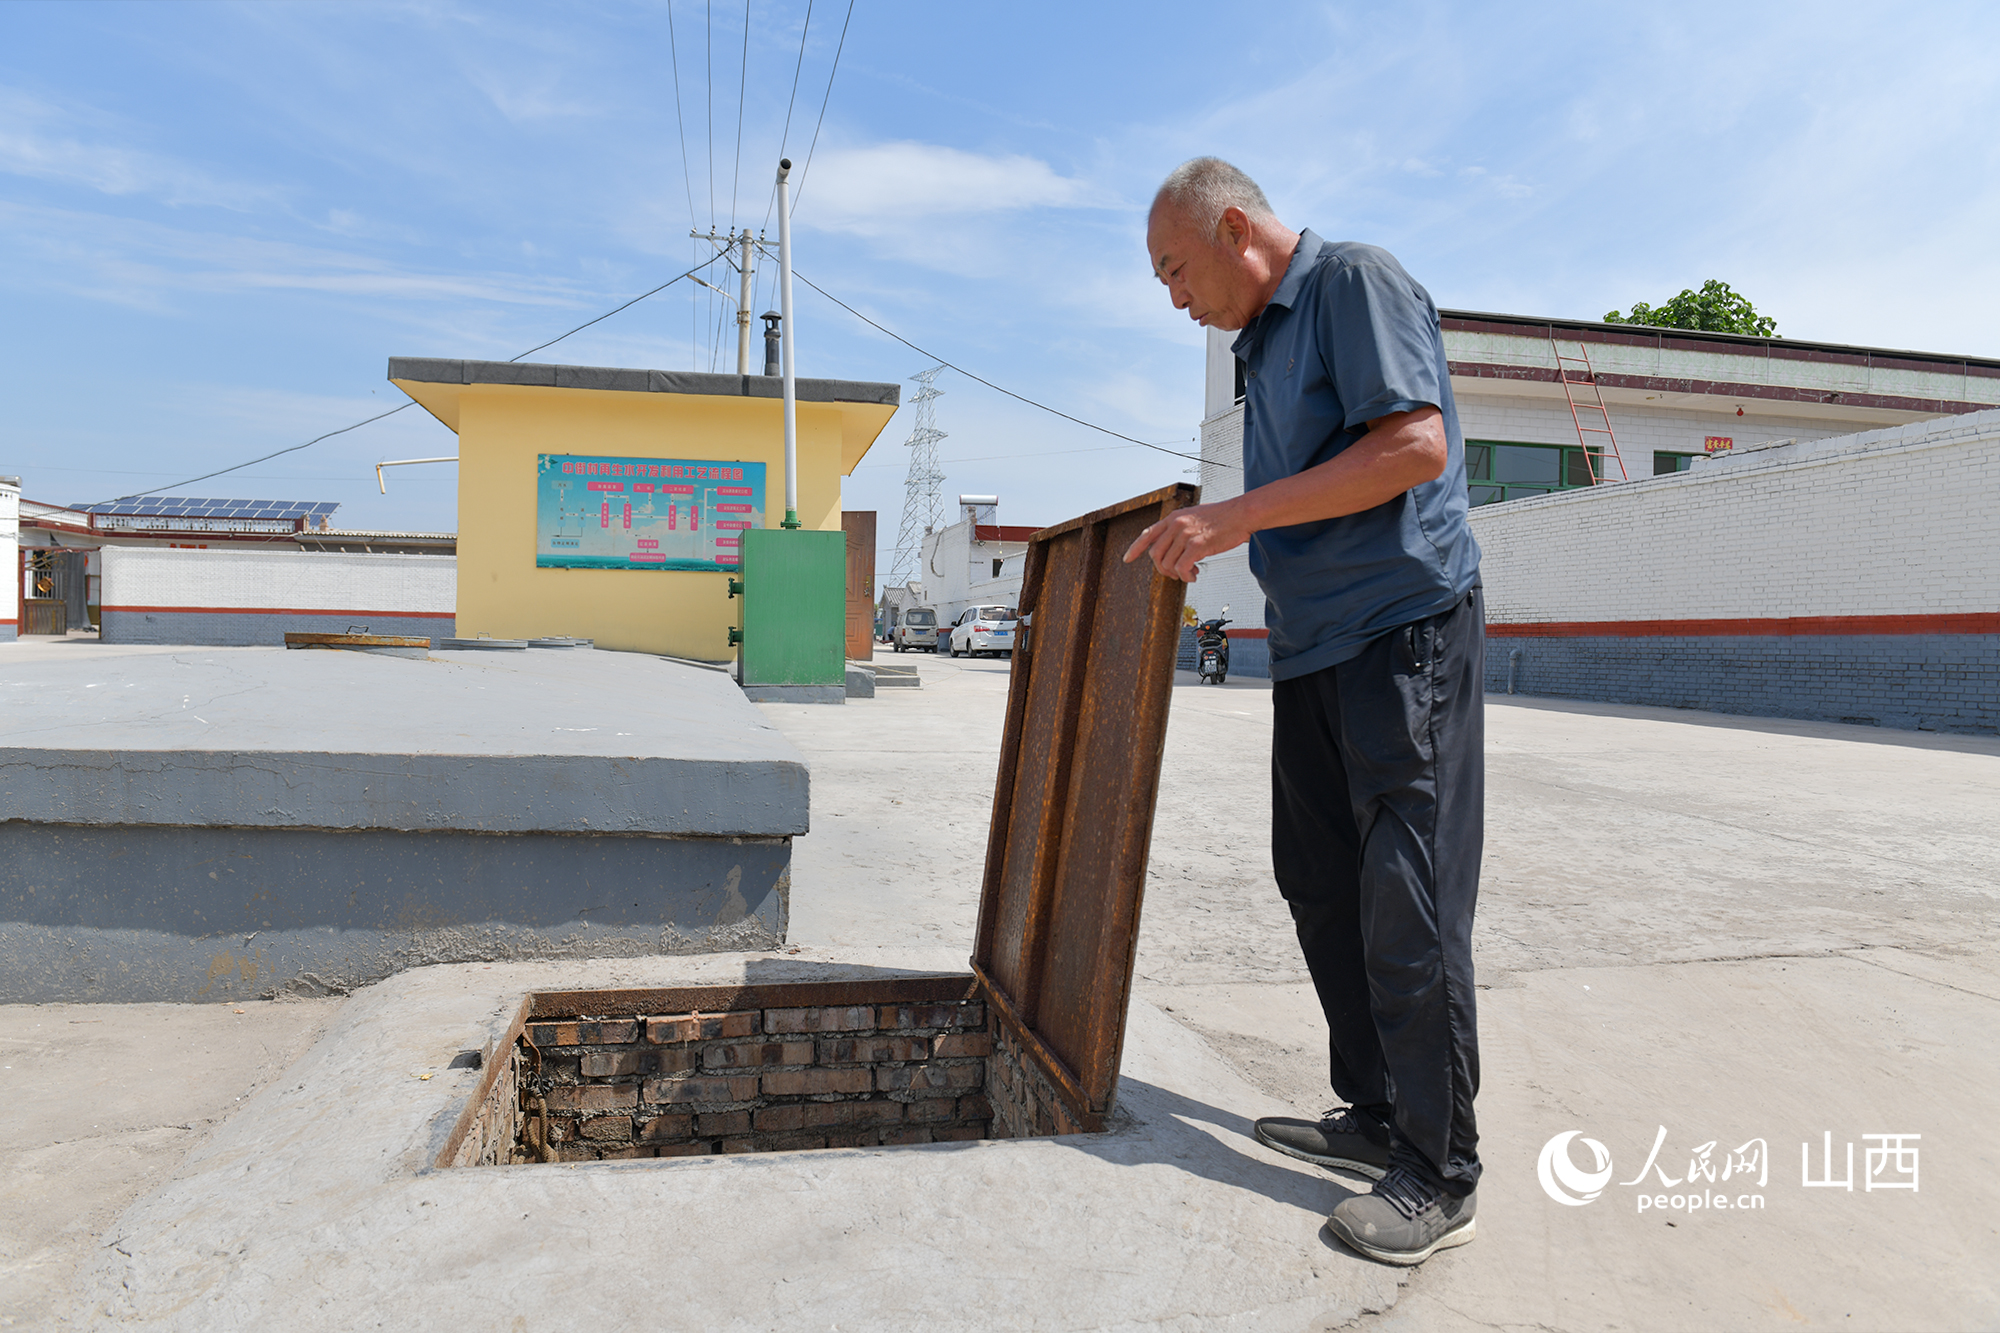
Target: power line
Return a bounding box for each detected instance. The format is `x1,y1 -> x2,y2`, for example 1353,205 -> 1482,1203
105,405 -> 415,501
707,270 -> 734,372
664,0 -> 698,232
728,0 -> 749,235
755,0 -> 836,329
788,267 -> 1221,467
667,0 -> 702,371
705,2 -> 717,368
789,0 -> 854,209
761,0 -> 814,242
105,252 -> 733,502
854,440 -> 1194,471
777,1 -> 813,162
509,255 -> 727,363
716,1 -> 724,231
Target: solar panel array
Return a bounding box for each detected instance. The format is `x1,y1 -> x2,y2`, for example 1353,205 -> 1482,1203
73,497 -> 341,520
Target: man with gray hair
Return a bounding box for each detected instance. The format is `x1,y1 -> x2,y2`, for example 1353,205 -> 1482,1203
1126,156 -> 1484,1265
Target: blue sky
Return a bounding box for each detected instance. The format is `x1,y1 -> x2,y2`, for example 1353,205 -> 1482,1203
3,0 -> 1996,564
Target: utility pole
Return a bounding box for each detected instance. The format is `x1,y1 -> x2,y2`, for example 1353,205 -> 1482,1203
775,157 -> 799,529
736,228 -> 754,375
689,227 -> 759,376
886,366 -> 947,588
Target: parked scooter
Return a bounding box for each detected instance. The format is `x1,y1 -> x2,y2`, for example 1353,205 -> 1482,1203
1195,606 -> 1231,684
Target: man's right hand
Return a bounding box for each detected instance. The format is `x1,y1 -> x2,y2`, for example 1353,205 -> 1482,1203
1129,407 -> 1449,582
1123,500 -> 1252,583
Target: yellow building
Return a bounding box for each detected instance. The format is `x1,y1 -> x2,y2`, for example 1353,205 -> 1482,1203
389,358 -> 898,660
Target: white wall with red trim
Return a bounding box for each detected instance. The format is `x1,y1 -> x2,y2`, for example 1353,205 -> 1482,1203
101,547 -> 454,622
0,482 -> 18,638
1190,313 -> 1992,648
1470,408 -> 2000,627
1443,322 -> 2000,414
916,512 -> 1034,627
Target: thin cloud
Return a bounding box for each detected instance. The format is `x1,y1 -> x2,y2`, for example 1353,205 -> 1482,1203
0,90 -> 276,211
802,142 -> 1108,235
0,202 -> 594,311
1458,165 -> 1533,199
461,65 -> 602,124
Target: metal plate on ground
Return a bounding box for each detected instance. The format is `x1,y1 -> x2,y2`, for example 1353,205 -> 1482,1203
284,631 -> 431,649
970,483 -> 1195,1128
283,631 -> 431,659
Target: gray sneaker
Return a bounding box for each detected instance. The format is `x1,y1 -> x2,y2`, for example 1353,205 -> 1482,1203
1326,1165 -> 1477,1265
1253,1108 -> 1393,1179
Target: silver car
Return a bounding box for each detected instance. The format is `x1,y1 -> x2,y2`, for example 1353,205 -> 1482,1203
892,607 -> 940,652
947,604 -> 1018,658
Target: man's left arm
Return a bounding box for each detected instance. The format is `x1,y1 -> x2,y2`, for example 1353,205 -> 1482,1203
1123,406 -> 1445,583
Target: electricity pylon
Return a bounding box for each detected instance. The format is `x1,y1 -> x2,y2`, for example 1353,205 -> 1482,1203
886,366 -> 947,588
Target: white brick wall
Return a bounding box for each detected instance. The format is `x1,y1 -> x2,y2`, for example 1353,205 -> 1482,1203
102,547 -> 455,614
1191,405 -> 1263,627
1468,408 -> 2000,624
1455,395 -> 1856,477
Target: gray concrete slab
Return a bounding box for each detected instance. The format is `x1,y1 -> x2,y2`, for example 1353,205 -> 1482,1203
0,822 -> 788,1004
0,641 -> 808,835
0,642 -> 807,1001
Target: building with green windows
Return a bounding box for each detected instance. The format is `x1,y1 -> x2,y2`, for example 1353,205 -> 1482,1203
1191,312 -> 2000,678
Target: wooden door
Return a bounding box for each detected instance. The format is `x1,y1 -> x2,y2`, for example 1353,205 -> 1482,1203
841,510 -> 876,662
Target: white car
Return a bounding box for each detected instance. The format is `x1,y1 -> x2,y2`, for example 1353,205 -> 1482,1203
947,604 -> 1018,658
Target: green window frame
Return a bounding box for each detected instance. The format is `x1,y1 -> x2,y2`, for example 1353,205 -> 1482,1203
1653,451 -> 1700,476
1464,440 -> 1603,507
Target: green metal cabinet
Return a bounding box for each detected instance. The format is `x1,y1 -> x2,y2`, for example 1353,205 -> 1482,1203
733,528 -> 846,686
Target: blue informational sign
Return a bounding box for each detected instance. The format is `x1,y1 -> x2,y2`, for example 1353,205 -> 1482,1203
535,454 -> 766,571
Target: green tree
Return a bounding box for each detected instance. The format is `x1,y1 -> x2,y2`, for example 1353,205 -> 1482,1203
1604,279 -> 1777,337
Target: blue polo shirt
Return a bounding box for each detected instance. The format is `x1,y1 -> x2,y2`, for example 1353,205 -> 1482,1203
1231,231 -> 1480,681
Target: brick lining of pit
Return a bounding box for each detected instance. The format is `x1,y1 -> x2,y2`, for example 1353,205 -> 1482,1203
439,977 -> 1094,1166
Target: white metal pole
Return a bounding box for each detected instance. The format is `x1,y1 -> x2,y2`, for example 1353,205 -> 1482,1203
735,228 -> 754,376
776,158 -> 800,529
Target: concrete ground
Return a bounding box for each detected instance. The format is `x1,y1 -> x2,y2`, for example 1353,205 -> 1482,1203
0,996 -> 339,1327
4,646 -> 1997,1328
766,652 -> 2000,1330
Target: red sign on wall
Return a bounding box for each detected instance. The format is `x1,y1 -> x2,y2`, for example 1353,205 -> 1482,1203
1704,436 -> 1734,454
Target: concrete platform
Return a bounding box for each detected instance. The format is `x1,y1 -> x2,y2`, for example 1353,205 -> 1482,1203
0,642 -> 808,1003
65,951 -> 1399,1332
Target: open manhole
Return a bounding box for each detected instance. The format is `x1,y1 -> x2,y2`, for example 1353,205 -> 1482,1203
440,976 -> 1084,1164
436,485 -> 1196,1167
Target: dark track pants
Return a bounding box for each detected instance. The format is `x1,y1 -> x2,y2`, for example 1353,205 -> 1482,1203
1270,585 -> 1484,1193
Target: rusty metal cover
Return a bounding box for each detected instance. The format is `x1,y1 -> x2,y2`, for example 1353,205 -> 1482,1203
970,483 -> 1195,1127
283,631 -> 431,649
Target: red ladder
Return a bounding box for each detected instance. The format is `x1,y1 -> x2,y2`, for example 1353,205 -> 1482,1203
1551,336 -> 1629,484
